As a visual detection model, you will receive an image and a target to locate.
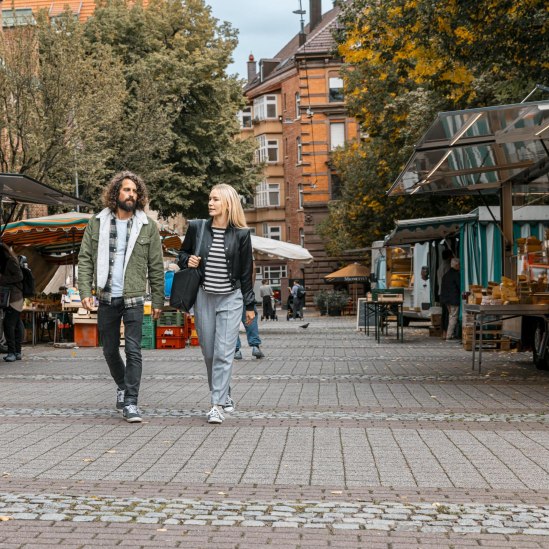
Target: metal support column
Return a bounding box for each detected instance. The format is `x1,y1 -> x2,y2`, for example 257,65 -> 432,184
500,181 -> 514,279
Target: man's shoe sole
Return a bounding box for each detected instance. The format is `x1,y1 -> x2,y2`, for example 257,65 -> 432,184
208,417 -> 223,424
125,416 -> 142,423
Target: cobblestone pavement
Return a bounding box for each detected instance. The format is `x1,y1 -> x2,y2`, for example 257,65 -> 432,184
0,316 -> 549,547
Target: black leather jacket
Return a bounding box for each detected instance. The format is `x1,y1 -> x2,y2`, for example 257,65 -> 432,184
177,218 -> 255,310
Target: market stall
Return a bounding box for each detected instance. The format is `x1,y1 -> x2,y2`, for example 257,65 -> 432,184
388,100 -> 549,368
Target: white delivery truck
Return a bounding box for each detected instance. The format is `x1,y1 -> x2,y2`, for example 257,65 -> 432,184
371,240 -> 431,325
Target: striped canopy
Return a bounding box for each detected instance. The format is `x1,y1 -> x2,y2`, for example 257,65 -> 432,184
1,211 -> 180,262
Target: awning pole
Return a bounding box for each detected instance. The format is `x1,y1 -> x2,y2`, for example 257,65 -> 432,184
500,182 -> 514,278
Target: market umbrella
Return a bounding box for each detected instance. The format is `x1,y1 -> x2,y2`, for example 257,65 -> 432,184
251,235 -> 314,263
324,263 -> 371,310
324,262 -> 370,282
163,234 -> 314,263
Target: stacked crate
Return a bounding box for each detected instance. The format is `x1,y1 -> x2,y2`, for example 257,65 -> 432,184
462,313 -> 510,352
157,311 -> 186,349
141,314 -> 156,349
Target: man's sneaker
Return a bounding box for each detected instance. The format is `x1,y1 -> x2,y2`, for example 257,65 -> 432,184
223,395 -> 235,413
116,389 -> 125,411
252,346 -> 264,359
207,406 -> 224,424
234,350 -> 242,360
15,353 -> 22,360
123,404 -> 142,423
3,353 -> 16,362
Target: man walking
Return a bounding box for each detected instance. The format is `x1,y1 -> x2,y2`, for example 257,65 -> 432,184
78,171 -> 164,423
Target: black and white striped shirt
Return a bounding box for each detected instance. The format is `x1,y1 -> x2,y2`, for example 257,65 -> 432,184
203,228 -> 232,294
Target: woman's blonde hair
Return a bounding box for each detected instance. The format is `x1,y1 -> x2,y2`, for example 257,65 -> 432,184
210,184 -> 247,228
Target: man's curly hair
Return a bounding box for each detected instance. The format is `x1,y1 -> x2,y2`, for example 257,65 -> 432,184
102,171 -> 149,212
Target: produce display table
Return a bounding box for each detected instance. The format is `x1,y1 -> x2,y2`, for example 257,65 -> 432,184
465,304 -> 549,372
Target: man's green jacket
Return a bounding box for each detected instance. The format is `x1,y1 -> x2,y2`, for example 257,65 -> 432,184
78,208 -> 165,309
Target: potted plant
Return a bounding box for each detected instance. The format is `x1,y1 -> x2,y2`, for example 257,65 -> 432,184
313,290 -> 329,315
325,290 -> 349,316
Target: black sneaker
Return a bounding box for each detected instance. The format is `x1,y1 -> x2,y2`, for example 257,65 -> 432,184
252,346 -> 264,359
123,404 -> 142,423
116,389 -> 125,411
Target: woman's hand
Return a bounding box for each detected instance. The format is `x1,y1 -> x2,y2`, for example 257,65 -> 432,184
187,255 -> 201,268
245,309 -> 255,325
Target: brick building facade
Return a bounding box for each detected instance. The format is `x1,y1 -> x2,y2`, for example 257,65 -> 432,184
241,0 -> 361,306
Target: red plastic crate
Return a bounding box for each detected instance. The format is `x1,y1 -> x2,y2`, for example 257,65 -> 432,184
156,326 -> 185,338
156,336 -> 186,349
74,324 -> 99,347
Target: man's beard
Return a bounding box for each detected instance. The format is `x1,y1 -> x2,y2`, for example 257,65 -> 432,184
117,198 -> 136,213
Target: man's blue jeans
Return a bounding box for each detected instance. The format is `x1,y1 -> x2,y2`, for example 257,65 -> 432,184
236,304 -> 261,351
98,298 -> 144,405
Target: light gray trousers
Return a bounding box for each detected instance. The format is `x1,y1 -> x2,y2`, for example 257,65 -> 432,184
194,287 -> 243,406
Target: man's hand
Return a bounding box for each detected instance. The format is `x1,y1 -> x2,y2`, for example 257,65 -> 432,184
245,309 -> 255,326
81,297 -> 94,310
152,308 -> 162,320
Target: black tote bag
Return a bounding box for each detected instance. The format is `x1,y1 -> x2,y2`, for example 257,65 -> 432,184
169,220 -> 205,312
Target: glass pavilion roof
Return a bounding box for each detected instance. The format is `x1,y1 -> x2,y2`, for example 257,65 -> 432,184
388,100 -> 549,197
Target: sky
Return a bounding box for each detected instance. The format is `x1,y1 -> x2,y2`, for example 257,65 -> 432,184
205,1 -> 309,79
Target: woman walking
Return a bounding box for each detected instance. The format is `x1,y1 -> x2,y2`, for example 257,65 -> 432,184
0,243 -> 24,362
178,184 -> 255,424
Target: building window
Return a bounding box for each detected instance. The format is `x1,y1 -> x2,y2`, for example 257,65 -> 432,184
328,76 -> 344,102
248,227 -> 256,235
262,265 -> 287,284
238,107 -> 252,129
2,8 -> 35,27
256,135 -> 279,163
330,122 -> 345,150
253,95 -> 278,121
295,92 -> 301,119
330,173 -> 342,200
263,223 -> 281,240
299,228 -> 305,248
298,184 -> 304,209
255,181 -> 280,208
296,136 -> 302,163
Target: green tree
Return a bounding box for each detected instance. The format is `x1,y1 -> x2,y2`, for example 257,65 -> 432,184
0,11 -> 126,204
85,0 -> 259,218
322,0 -> 548,254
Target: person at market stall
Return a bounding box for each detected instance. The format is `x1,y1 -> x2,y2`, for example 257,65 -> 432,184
78,171 -> 164,423
177,183 -> 255,425
440,257 -> 461,341
0,243 -> 24,362
437,249 -> 454,339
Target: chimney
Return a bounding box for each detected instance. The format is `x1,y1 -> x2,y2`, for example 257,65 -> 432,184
247,54 -> 257,83
310,0 -> 322,32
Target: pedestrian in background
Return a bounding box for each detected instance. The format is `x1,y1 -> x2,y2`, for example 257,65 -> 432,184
290,280 -> 305,320
78,171 -> 165,423
178,183 -> 255,424
235,269 -> 264,360
260,278 -> 274,319
0,243 -> 24,362
440,258 -> 461,341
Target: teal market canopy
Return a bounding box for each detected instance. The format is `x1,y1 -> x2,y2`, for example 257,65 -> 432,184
388,100 -> 549,197
384,213 -> 478,246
